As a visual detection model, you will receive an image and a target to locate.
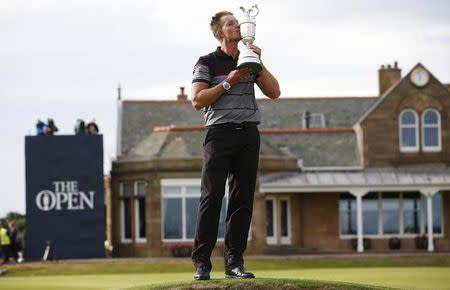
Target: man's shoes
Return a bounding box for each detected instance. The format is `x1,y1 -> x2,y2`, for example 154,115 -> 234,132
225,266 -> 255,279
194,266 -> 210,280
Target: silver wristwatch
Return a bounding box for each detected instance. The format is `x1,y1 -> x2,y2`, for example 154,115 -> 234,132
222,81 -> 231,90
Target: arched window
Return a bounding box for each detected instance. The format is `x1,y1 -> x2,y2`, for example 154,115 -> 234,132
422,108 -> 441,152
399,109 -> 419,152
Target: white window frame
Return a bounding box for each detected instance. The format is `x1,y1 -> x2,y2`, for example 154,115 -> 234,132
399,109 -> 419,153
134,181 -> 148,243
160,179 -> 230,242
303,112 -> 325,128
280,197 -> 292,245
421,108 -> 441,152
265,197 -> 277,245
421,193 -> 445,234
265,196 -> 291,245
119,182 -> 132,244
339,192 -> 444,239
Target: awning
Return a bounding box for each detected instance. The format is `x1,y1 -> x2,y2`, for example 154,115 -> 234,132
260,165 -> 450,193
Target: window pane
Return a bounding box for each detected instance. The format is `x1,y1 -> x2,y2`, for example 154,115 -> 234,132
266,200 -> 274,237
339,198 -> 356,235
424,127 -> 438,147
403,198 -> 420,234
186,186 -> 201,195
281,200 -> 288,237
163,186 -> 181,195
401,111 -> 416,124
163,198 -> 182,239
136,182 -> 146,196
401,128 -> 416,147
424,193 -> 442,234
424,111 -> 438,124
433,193 -> 442,233
363,199 -> 378,234
186,198 -> 199,239
218,197 -> 227,238
121,183 -> 133,197
123,198 -> 132,239
383,197 -> 399,234
138,198 -> 146,238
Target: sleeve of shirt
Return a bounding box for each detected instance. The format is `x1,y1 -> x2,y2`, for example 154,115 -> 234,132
192,57 -> 211,85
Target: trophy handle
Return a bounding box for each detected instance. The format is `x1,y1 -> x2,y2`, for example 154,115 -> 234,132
249,4 -> 259,18
240,4 -> 259,19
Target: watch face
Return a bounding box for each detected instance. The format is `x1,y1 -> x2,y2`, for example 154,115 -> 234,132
222,82 -> 231,90
410,67 -> 429,87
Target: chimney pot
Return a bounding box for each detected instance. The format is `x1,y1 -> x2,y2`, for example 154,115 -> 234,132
378,62 -> 401,96
177,86 -> 187,101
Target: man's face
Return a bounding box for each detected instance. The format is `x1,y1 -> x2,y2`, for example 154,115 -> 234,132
219,14 -> 241,42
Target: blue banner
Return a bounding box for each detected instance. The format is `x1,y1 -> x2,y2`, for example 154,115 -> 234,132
25,135 -> 105,261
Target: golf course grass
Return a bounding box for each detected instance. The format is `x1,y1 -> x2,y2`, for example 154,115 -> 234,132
0,255 -> 449,290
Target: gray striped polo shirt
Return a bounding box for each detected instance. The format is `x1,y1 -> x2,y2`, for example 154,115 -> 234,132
192,47 -> 261,126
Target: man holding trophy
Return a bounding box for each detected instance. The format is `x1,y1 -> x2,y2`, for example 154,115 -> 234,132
191,5 -> 280,280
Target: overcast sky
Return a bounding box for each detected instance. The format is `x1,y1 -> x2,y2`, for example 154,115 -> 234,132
1,0 -> 449,217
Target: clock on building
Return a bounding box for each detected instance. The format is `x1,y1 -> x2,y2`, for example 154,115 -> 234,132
410,67 -> 430,87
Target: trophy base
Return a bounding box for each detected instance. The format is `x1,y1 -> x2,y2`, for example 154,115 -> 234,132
237,48 -> 262,75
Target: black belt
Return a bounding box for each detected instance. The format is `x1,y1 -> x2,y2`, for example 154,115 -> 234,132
208,122 -> 258,130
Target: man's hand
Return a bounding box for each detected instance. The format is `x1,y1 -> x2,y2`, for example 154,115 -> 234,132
226,68 -> 251,85
191,68 -> 251,110
246,43 -> 261,58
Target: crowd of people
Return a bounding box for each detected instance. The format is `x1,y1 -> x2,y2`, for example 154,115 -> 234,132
35,119 -> 99,135
0,221 -> 22,264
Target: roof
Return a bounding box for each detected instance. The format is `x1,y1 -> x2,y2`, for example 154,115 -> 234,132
356,63 -> 449,125
119,126 -> 361,167
119,130 -> 289,161
119,97 -> 378,165
260,164 -> 450,193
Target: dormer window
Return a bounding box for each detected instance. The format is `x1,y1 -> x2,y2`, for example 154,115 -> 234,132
303,111 -> 325,128
422,109 -> 441,152
399,109 -> 419,152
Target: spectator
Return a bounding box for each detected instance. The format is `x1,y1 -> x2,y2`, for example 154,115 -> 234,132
7,221 -> 18,263
45,118 -> 58,135
0,222 -> 11,264
86,120 -> 99,135
74,119 -> 86,135
36,120 -> 47,136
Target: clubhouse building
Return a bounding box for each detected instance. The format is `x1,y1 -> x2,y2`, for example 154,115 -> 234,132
107,62 -> 450,257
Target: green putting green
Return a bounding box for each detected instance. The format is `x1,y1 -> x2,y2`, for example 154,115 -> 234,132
1,267 -> 449,290
1,256 -> 450,290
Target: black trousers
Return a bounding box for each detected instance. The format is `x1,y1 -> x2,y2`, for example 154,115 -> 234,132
192,124 -> 260,271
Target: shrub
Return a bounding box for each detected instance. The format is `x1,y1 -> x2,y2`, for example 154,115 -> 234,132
388,237 -> 401,250
415,235 -> 428,250
351,237 -> 371,251
169,244 -> 193,257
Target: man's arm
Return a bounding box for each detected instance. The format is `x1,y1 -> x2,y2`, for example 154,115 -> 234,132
191,68 -> 251,110
256,65 -> 281,99
246,44 -> 281,99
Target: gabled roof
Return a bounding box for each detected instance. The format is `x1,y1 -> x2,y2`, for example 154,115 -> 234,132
355,63 -> 447,125
120,97 -> 377,156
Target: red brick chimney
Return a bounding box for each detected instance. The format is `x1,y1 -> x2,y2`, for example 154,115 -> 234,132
379,61 -> 401,96
177,86 -> 188,101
